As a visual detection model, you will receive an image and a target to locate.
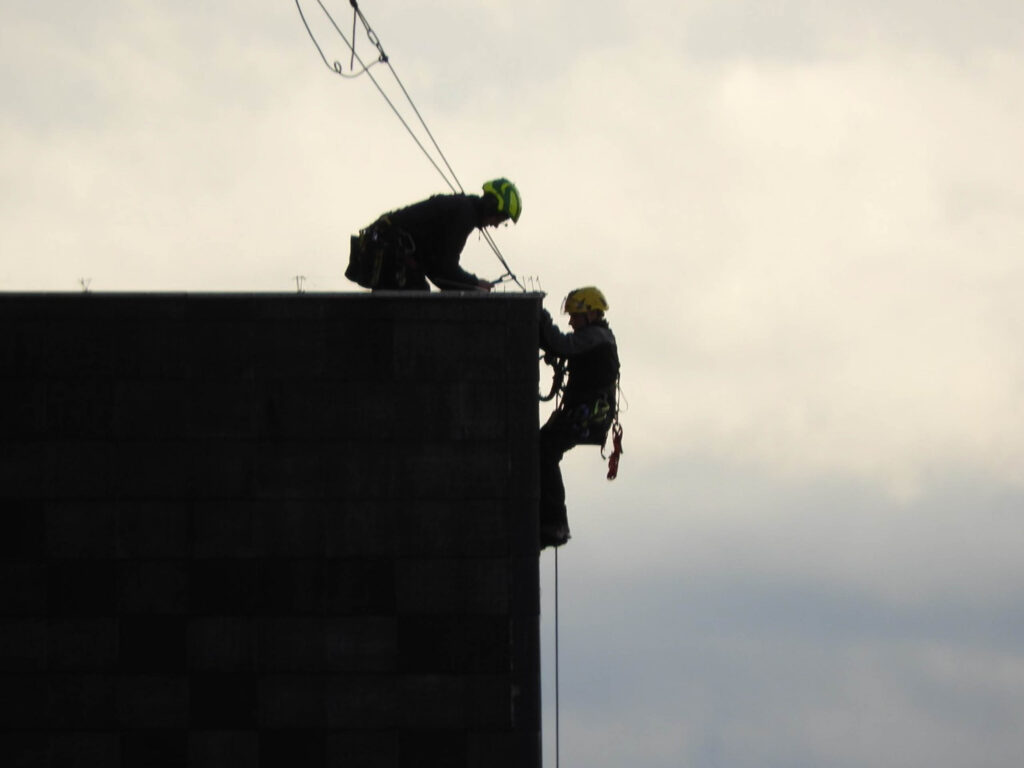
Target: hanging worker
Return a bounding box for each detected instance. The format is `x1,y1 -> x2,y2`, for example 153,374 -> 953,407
538,287 -> 620,549
345,178 -> 522,291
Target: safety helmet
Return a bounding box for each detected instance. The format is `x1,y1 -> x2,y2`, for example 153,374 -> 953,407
482,178 -> 522,223
562,286 -> 609,314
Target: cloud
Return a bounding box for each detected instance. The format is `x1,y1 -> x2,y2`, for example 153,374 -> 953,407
4,1 -> 1023,492
542,460 -> 1024,768
680,0 -> 1024,62
545,570 -> 1024,768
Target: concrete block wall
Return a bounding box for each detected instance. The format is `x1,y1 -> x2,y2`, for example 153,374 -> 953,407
0,292 -> 542,768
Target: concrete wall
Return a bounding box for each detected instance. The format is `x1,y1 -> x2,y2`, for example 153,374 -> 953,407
0,292 -> 542,768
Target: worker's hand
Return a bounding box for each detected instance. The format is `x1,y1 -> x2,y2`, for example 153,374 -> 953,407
478,279 -> 494,292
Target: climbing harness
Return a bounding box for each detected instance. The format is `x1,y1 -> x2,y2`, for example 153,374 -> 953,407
346,214 -> 418,289
295,0 -> 525,290
539,353 -> 625,479
567,399 -> 612,442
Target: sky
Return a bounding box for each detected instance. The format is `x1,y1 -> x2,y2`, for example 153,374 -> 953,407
4,1 -> 1024,766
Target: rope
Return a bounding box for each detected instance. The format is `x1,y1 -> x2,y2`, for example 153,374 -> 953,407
605,420 -> 624,480
481,228 -> 526,291
295,0 -> 525,290
539,354 -> 567,402
602,377 -> 626,479
554,545 -> 561,768
295,0 -> 383,78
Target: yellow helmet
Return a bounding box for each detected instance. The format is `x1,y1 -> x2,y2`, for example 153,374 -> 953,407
562,286 -> 609,314
482,178 -> 522,223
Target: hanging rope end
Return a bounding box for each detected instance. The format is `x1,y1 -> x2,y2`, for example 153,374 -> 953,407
605,421 -> 624,480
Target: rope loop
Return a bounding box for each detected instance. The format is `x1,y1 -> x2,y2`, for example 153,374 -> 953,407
539,353 -> 567,402
297,0 -> 385,78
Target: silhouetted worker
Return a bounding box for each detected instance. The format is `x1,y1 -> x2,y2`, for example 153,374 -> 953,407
538,287 -> 620,549
346,178 -> 522,291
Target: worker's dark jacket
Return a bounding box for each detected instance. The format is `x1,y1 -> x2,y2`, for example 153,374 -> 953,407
347,193 -> 486,290
539,311 -> 619,443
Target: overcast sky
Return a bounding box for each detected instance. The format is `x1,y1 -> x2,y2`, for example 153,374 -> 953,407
4,2 -> 1024,766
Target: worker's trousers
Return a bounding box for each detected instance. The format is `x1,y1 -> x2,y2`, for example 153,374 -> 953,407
539,419 -> 578,532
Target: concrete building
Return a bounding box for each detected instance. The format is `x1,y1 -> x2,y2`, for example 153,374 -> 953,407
0,292 -> 543,768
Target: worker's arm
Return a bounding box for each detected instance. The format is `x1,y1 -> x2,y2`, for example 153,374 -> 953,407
539,310 -> 614,357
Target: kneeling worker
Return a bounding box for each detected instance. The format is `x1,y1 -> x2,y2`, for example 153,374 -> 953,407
538,287 -> 620,549
346,178 -> 522,291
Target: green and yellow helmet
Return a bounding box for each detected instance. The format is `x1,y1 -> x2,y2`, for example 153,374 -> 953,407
482,178 -> 522,223
562,287 -> 609,314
